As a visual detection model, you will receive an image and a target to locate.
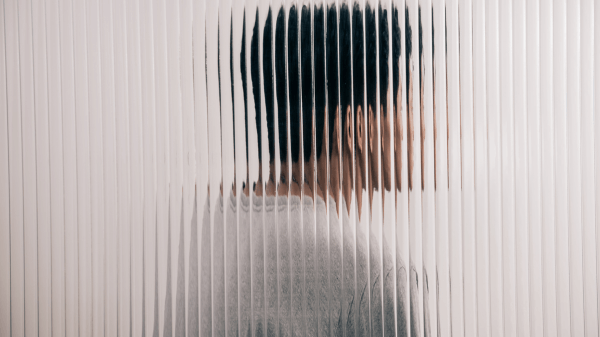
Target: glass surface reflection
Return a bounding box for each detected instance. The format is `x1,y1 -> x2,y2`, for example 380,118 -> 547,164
326,2 -> 343,336
288,4 -> 305,337
351,2 -> 370,336
339,2 -> 356,336
262,5 -> 278,337
238,9 -> 252,337
313,3 -> 330,337
392,2 -> 409,336
249,4 -> 265,336
300,3 -> 317,335
275,4 -> 291,337
365,3 -> 383,336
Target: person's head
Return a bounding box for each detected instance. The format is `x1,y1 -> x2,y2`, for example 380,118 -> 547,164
379,4 -> 392,192
314,5 -> 327,200
366,3 -> 379,192
230,17 -> 237,191
342,104 -> 354,207
367,103 -> 378,189
241,11 -> 250,196
251,9 -> 262,168
355,104 -> 365,186
392,4 -> 402,192
353,3 -> 366,196
301,4 -> 314,198
264,8 -> 277,196
288,5 -> 302,197
275,6 -> 289,196
339,3 -> 354,209
394,85 -> 403,193
327,4 -> 340,204
354,102 -> 366,218
329,105 -> 341,201
405,5 -> 414,191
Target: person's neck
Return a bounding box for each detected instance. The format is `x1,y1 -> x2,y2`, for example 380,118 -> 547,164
254,170 -> 263,197
356,176 -> 363,220
303,164 -> 314,200
316,165 -> 327,202
265,163 -> 277,196
342,153 -> 353,212
290,162 -> 302,197
368,180 -> 374,216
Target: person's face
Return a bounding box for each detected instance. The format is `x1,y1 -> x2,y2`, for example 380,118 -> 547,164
304,109 -> 315,198
394,84 -> 403,192
291,160 -> 302,197
329,105 -> 341,202
406,67 -> 414,190
368,104 -> 379,188
381,92 -> 392,191
266,161 -> 277,196
355,103 -> 366,217
278,160 -> 289,196
342,104 -> 354,206
344,105 -> 354,160
355,104 -> 366,184
316,107 -> 328,200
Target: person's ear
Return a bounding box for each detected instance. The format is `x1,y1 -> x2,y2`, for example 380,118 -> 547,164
345,105 -> 352,151
368,105 -> 374,153
332,106 -> 339,149
380,104 -> 386,147
356,105 -> 363,153
393,123 -> 397,153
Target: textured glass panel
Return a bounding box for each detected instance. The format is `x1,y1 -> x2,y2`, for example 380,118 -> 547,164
2,1 -> 600,336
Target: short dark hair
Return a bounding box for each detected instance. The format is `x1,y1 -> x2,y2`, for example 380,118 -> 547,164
314,5 -> 326,160
251,9 -> 262,162
230,18 -> 236,160
379,4 -> 389,115
263,9 -> 275,163
366,3 -> 377,115
301,5 -> 313,164
288,5 -> 301,164
275,7 -> 288,164
392,5 -> 401,114
241,12 -> 249,164
405,6 -> 412,111
339,4 -> 352,150
352,2 -> 364,112
326,5 -> 339,160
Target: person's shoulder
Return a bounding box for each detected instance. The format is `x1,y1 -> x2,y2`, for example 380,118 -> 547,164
289,194 -> 301,207
264,194 -> 276,211
251,191 -> 263,210
315,194 -> 326,209
302,194 -> 314,208
239,192 -> 250,211
341,198 -> 352,221
277,194 -> 288,210
328,194 -> 337,209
